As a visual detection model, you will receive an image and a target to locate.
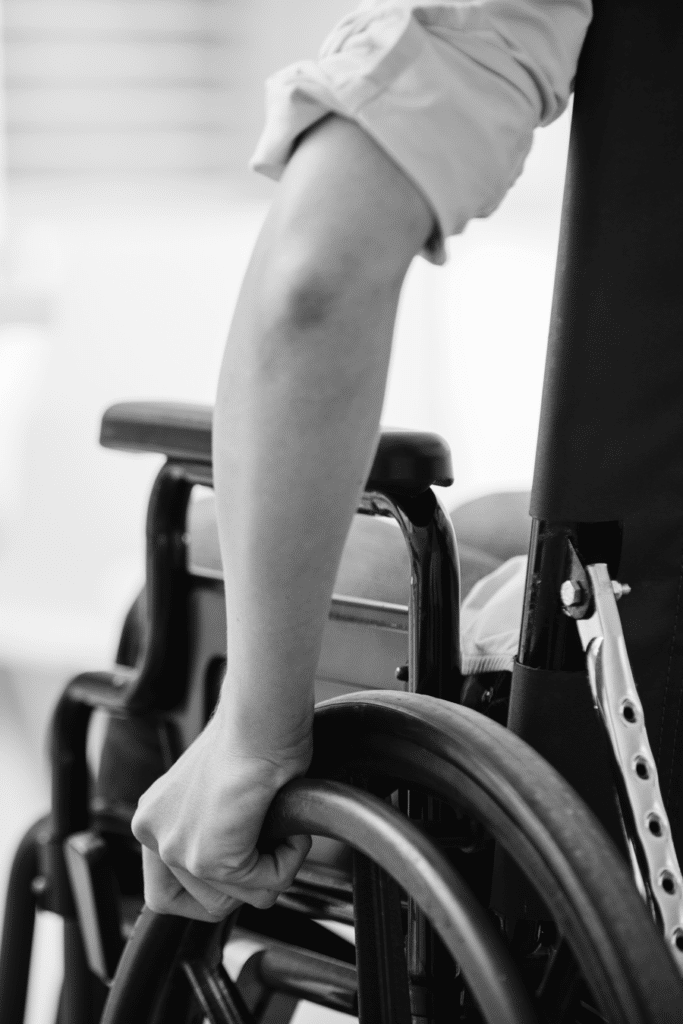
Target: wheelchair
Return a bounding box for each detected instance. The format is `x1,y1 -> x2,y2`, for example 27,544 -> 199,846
4,0 -> 683,1018
0,397 -> 681,1024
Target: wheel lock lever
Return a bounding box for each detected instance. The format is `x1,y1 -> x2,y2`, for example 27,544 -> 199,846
561,548 -> 683,972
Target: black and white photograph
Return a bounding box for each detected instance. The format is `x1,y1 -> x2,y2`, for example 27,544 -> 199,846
1,1 -> 682,1021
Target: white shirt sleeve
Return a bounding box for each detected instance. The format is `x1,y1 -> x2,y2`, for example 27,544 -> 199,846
249,0 -> 592,263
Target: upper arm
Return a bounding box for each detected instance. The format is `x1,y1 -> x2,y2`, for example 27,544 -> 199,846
251,1 -> 593,262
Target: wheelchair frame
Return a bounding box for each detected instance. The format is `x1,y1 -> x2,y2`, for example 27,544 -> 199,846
1,410 -> 681,1022
0,404 -> 464,1024
3,0 -> 683,1018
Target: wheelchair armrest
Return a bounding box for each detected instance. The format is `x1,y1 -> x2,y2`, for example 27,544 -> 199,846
100,401 -> 453,495
100,402 -> 212,464
366,430 -> 453,494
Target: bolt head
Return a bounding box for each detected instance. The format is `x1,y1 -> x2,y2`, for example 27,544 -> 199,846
560,579 -> 584,608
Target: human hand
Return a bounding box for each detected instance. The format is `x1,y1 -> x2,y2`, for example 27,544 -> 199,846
131,705 -> 312,921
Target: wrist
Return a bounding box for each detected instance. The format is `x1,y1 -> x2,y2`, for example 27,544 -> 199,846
211,689 -> 313,774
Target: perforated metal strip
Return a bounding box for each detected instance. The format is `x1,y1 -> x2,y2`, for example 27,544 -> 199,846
575,564 -> 683,972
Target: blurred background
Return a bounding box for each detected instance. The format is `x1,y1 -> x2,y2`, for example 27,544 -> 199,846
0,1 -> 571,1019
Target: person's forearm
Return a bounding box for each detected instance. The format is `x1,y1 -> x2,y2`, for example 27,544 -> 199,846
213,269 -> 398,758
212,116 -> 433,761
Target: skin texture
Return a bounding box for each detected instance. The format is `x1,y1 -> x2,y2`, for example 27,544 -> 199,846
131,115 -> 435,919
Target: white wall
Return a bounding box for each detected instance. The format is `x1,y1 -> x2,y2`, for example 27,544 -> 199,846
3,0 -> 354,183
0,0 -> 570,722
385,107 -> 570,503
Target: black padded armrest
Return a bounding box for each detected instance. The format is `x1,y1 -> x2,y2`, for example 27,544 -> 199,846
367,431 -> 453,493
101,401 -> 453,494
101,402 -> 212,463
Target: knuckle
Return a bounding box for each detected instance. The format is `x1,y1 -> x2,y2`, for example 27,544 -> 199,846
156,838 -> 170,862
130,809 -> 150,845
185,843 -> 235,882
184,850 -> 207,878
206,892 -> 238,919
157,838 -> 179,868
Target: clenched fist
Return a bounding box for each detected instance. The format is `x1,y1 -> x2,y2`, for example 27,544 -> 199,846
131,703 -> 312,922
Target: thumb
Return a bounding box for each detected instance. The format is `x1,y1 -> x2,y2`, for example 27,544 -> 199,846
142,846 -> 230,922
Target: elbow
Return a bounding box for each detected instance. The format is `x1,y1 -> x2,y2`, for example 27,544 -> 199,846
281,266 -> 361,332
263,248 -> 389,334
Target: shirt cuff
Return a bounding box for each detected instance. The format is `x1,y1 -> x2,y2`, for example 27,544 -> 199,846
249,2 -> 591,264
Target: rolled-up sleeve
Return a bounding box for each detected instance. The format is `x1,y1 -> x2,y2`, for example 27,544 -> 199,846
250,0 -> 592,263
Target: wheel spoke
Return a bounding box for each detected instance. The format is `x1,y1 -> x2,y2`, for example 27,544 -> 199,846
352,851 -> 412,1024
182,961 -> 253,1024
535,939 -> 582,1024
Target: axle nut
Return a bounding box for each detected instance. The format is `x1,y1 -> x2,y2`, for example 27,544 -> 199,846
560,579 -> 584,608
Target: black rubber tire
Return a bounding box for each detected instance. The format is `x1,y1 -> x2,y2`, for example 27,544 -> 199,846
308,691 -> 683,1023
102,774 -> 538,1024
102,691 -> 683,1023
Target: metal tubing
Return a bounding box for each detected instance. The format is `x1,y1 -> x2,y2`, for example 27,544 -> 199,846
128,461 -> 193,712
51,693 -> 92,844
359,488 -> 460,1023
101,909 -> 193,1024
576,564 -> 683,971
274,863 -> 354,924
267,779 -> 536,1024
517,520 -> 584,671
182,960 -> 253,1023
518,519 -> 622,671
39,460 -> 193,1020
0,817 -> 46,1024
255,946 -> 357,1016
57,458 -> 196,724
352,852 -> 411,1023
329,593 -> 408,632
360,488 -> 461,702
60,919 -> 107,1024
511,518 -> 627,847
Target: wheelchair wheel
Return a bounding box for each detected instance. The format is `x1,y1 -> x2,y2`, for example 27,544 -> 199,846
102,691 -> 683,1024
